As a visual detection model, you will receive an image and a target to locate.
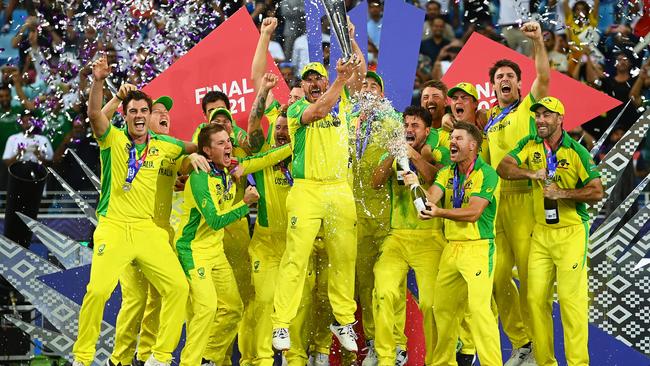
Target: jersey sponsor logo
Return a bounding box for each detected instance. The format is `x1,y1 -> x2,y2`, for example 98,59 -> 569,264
142,161 -> 154,169
274,177 -> 290,186
197,267 -> 206,279
313,117 -> 341,129
97,244 -> 106,256
533,151 -> 543,164
486,118 -> 511,134
446,178 -> 454,189
572,263 -> 578,270
475,270 -> 482,276
253,260 -> 260,273
290,216 -> 298,229
158,167 -> 174,177
558,159 -> 570,169
150,146 -> 159,156
124,143 -> 131,153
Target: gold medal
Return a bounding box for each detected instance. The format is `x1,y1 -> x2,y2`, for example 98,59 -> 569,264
122,182 -> 132,191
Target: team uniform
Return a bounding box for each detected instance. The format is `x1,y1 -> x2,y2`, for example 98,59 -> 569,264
111,153 -> 179,365
176,145 -> 291,366
73,126 -> 189,366
272,91 -> 358,330
508,131 -> 599,366
430,156 -> 502,366
485,93 -> 538,348
192,121 -> 256,365
373,146 -> 449,366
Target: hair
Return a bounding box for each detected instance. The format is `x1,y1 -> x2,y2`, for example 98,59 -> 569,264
572,1 -> 591,13
489,59 -> 522,84
0,84 -> 11,93
122,90 -> 152,113
289,79 -> 302,89
453,121 -> 483,147
403,105 -> 433,127
421,79 -> 448,96
197,123 -> 228,158
431,15 -> 446,23
201,90 -> 230,114
426,0 -> 441,8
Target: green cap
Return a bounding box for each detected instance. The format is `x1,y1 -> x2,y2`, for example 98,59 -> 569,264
447,82 -> 478,100
366,71 -> 384,92
530,96 -> 565,115
209,107 -> 234,123
152,96 -> 173,111
301,62 -> 329,79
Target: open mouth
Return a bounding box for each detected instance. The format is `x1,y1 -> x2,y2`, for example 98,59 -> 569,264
500,83 -> 512,94
224,151 -> 232,161
276,136 -> 288,145
537,126 -> 548,135
450,144 -> 459,155
134,119 -> 146,129
159,119 -> 168,127
455,106 -> 465,116
405,133 -> 416,143
426,103 -> 436,114
310,87 -> 322,99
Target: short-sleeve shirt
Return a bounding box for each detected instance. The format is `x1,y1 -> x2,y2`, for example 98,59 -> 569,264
486,93 -> 537,192
287,91 -> 352,182
508,131 -> 601,228
95,125 -> 186,221
434,156 -> 500,241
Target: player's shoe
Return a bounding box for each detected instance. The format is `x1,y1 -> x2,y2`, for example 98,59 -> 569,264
361,340 -> 378,366
505,343 -> 534,366
144,354 -> 170,366
395,346 -> 408,366
330,322 -> 358,352
272,327 -> 291,351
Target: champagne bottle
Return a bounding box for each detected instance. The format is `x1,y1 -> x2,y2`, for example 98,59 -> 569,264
411,183 -> 429,214
544,178 -> 559,224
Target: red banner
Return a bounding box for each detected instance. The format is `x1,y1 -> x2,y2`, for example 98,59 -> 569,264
442,33 -> 621,130
142,9 -> 290,140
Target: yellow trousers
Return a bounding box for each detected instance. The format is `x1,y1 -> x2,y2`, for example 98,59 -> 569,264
494,191 -> 534,348
272,180 -> 357,328
111,223 -> 174,365
223,217 -> 255,366
180,249 -> 243,366
309,238 -> 335,355
373,229 -> 444,366
356,216 -> 389,341
431,240 -> 501,366
249,225 -> 314,366
73,217 -> 188,366
528,223 -> 589,366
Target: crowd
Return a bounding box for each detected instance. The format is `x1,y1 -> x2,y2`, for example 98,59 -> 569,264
0,1 -> 647,366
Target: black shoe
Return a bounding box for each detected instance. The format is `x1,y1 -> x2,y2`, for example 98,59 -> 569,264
456,353 -> 475,366
107,360 -> 122,366
132,357 -> 145,366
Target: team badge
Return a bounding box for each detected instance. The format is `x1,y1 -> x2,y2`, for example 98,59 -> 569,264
475,270 -> 481,276
253,261 -> 260,273
150,146 -> 159,156
197,267 -> 206,279
290,216 -> 298,229
533,151 -> 542,164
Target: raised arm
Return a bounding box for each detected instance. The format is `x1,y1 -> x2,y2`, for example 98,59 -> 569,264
248,73 -> 278,152
251,17 -> 278,109
345,19 -> 367,95
300,58 -> 361,124
101,83 -> 137,121
523,21 -> 550,100
88,56 -> 112,139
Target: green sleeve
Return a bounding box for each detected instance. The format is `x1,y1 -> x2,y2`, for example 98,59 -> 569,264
433,146 -> 451,166
287,98 -> 310,126
507,135 -> 535,166
157,134 -> 186,159
189,171 -> 249,231
264,99 -> 281,115
472,167 -> 498,202
573,141 -> 601,184
191,123 -> 208,144
426,128 -> 440,149
239,144 -> 292,174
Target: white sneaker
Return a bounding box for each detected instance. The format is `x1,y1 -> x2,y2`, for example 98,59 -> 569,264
200,359 -> 216,366
361,340 -> 378,366
504,345 -> 533,366
272,328 -> 291,350
395,346 -> 408,366
314,352 -> 329,366
144,354 -> 170,366
330,323 -> 358,352
520,350 -> 538,366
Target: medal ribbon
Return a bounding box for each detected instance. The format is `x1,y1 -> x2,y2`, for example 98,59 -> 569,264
125,134 -> 150,187
544,136 -> 563,179
452,158 -> 476,208
356,120 -> 372,160
484,100 -> 520,133
209,162 -> 233,195
279,161 -> 294,186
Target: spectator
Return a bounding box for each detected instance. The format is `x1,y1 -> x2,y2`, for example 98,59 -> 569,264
564,0 -> 601,64
51,114 -> 99,192
2,111 -> 53,167
498,0 -> 532,56
544,29 -> 569,73
367,1 -> 382,50
419,16 -> 450,65
278,62 -> 296,86
422,1 -> 455,41
0,83 -> 23,190
596,52 -> 642,131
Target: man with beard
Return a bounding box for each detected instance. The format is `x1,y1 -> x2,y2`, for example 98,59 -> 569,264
271,23 -> 366,350
484,21 -> 550,366
420,79 -> 448,130
497,97 -> 603,366
72,56 -> 198,366
409,122 -> 501,366
372,105 -> 448,366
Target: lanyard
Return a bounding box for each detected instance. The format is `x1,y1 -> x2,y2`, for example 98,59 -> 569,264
452,158 -> 476,208
544,136 -> 563,178
484,100 -> 519,133
356,120 -> 372,160
209,162 -> 232,195
123,134 -> 150,191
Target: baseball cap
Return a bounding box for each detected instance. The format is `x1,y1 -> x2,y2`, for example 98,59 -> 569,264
209,107 -> 234,123
447,82 -> 478,100
152,96 -> 173,111
366,71 -> 384,92
530,96 -> 565,115
301,62 -> 328,80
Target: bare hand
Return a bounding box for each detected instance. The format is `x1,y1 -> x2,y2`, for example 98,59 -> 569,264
402,170 -> 419,186
347,16 -> 356,38
243,185 -> 260,205
418,204 -> 438,220
406,144 -> 419,159
441,113 -> 455,131
117,83 -> 137,100
336,55 -> 361,82
260,17 -> 278,36
530,168 -> 547,181
189,153 -> 211,173
543,182 -> 564,200
521,21 -> 542,40
174,175 -> 188,191
28,30 -> 38,47
91,55 -> 111,82
261,72 -> 278,91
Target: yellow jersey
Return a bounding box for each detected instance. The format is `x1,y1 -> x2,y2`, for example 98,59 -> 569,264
264,100 -> 282,147
434,156 -> 500,241
96,125 -> 186,221
352,118 -> 390,219
508,131 -> 601,228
